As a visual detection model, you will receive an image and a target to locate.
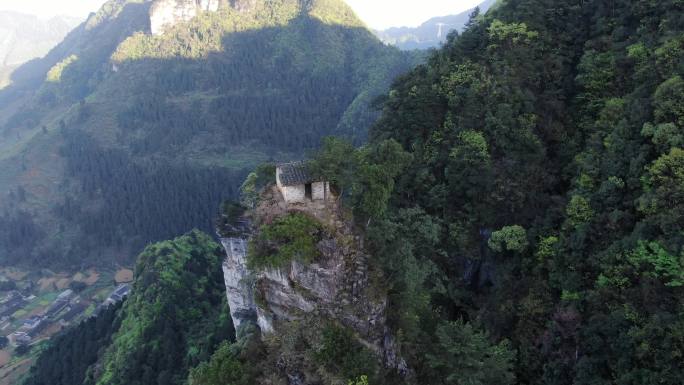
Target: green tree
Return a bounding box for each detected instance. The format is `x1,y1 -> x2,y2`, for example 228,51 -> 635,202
189,342 -> 248,385
446,129 -> 494,224
489,225 -> 528,253
240,163 -> 276,208
348,375 -> 369,385
309,136 -> 358,192
313,323 -> 377,381
94,231 -> 232,385
248,213 -> 324,270
566,195 -> 594,227
653,76 -> 684,127
487,19 -> 539,48
627,241 -> 684,287
311,137 -> 411,222
428,320 -> 515,385
640,148 -> 684,236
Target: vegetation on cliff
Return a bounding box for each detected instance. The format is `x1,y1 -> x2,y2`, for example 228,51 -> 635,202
190,316 -> 381,385
248,213 -> 325,270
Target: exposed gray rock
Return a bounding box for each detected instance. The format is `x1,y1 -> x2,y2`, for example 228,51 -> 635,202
220,237 -> 257,330
258,266 -> 317,325
286,371 -> 306,385
256,305 -> 275,334
149,0 -> 220,35
383,328 -> 410,377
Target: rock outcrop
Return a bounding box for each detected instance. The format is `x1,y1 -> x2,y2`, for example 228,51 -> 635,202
149,0 -> 221,35
221,236 -> 257,329
229,0 -> 259,13
218,186 -> 408,377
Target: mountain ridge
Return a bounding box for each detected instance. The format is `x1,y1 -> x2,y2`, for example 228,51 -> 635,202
0,11 -> 81,88
375,0 -> 496,50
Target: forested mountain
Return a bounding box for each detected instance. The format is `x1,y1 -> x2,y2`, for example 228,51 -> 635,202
375,0 -> 496,50
24,0 -> 684,383
0,0 -> 415,268
340,0 -> 684,382
0,12 -> 80,89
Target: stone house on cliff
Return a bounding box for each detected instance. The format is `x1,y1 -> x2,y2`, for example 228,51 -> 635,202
276,162 -> 331,203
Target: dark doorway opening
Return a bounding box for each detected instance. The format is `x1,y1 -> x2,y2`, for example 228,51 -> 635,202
305,183 -> 312,199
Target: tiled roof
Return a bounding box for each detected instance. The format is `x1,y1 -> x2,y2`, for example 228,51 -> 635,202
277,161 -> 317,186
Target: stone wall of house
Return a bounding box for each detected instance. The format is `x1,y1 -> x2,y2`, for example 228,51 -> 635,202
312,181 -> 328,201
281,185 -> 306,203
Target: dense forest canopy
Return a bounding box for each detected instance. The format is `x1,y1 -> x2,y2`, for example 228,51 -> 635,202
23,302 -> 123,385
310,0 -> 684,383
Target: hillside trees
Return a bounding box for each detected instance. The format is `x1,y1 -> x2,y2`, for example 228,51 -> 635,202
353,0 -> 684,383
23,303 -> 123,385
49,129 -> 244,266
428,320 -> 515,385
94,231 -> 233,385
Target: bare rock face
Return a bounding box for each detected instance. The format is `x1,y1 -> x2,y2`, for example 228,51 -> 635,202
253,238 -> 345,335
149,0 -> 220,35
221,237 -> 257,329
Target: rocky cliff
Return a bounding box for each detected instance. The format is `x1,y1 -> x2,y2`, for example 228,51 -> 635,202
149,0 -> 221,35
148,0 -> 266,35
218,186 -> 408,379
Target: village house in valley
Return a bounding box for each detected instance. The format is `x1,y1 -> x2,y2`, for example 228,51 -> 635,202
276,162 -> 332,203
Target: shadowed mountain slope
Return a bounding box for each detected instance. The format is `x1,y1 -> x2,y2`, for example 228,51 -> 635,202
0,0 -> 416,268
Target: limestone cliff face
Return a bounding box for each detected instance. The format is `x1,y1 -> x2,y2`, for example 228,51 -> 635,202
218,186 -> 407,376
148,0 -> 264,35
221,236 -> 257,329
149,0 -> 221,35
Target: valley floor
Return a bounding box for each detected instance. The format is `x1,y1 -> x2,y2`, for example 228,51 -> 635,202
0,267 -> 134,383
